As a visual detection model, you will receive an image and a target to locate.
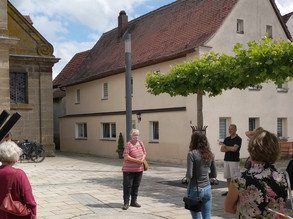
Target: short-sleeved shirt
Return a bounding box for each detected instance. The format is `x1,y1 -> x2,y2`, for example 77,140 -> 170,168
122,140 -> 146,172
223,135 -> 242,162
232,163 -> 287,218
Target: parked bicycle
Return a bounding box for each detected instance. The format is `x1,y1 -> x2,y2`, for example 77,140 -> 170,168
14,139 -> 46,163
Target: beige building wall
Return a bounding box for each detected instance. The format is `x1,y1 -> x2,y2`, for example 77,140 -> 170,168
61,57 -> 198,164
59,0 -> 292,164
202,0 -> 292,159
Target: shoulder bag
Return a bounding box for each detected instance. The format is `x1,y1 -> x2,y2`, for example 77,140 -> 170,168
138,141 -> 148,171
183,157 -> 202,212
0,169 -> 31,216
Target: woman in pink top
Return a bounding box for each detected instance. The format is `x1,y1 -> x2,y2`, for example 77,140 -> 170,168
122,129 -> 146,210
0,140 -> 37,219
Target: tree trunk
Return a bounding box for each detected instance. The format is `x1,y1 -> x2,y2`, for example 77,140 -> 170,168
197,90 -> 203,128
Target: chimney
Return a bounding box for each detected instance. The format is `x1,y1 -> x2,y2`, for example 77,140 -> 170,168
118,10 -> 128,37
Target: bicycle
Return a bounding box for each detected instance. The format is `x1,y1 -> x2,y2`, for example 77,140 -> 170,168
14,140 -> 46,163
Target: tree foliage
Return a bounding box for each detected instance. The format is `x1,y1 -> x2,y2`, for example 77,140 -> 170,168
146,37 -> 293,97
145,36 -> 293,127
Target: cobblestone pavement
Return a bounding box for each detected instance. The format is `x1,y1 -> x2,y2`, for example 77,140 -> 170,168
13,152 -> 292,219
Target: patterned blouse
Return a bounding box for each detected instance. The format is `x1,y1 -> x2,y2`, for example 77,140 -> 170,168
122,140 -> 146,172
232,163 -> 287,219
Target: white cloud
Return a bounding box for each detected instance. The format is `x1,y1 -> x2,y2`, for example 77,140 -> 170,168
276,0 -> 293,15
30,15 -> 68,42
10,0 -> 147,32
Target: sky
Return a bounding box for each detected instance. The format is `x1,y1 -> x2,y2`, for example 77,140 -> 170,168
9,0 -> 293,80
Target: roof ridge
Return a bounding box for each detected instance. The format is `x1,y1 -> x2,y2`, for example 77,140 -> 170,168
102,0 -> 181,36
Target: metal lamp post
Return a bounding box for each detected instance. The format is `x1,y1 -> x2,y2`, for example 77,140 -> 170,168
125,33 -> 132,141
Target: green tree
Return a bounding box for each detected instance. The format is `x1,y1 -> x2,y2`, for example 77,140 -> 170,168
146,37 -> 293,128
116,132 -> 124,158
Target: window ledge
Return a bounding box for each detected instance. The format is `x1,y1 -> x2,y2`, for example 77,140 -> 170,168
237,31 -> 244,34
101,98 -> 108,100
10,103 -> 33,110
279,137 -> 289,142
75,138 -> 87,140
149,141 -> 159,143
100,138 -> 116,141
248,87 -> 261,91
277,88 -> 288,93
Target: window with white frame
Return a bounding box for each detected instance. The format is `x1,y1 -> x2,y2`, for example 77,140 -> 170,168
10,72 -> 28,104
277,83 -> 288,92
277,118 -> 287,141
266,25 -> 272,39
101,122 -> 116,139
150,121 -> 159,142
75,89 -> 80,104
248,117 -> 260,131
75,123 -> 87,139
219,118 -> 229,143
237,19 -> 244,34
102,82 -> 108,99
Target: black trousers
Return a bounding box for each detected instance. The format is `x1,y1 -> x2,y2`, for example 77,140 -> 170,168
123,171 -> 143,203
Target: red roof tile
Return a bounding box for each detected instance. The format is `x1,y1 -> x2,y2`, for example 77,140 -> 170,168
53,88 -> 65,100
63,0 -> 239,86
283,12 -> 293,24
53,50 -> 90,87
23,15 -> 33,25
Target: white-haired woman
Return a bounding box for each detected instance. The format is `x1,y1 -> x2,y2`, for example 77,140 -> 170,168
122,129 -> 146,210
0,140 -> 37,219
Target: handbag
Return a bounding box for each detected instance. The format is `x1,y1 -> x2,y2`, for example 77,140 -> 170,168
138,141 -> 148,171
143,159 -> 149,171
183,196 -> 202,212
183,158 -> 202,212
0,169 -> 31,216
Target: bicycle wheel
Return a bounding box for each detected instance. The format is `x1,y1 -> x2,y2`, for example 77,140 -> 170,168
31,148 -> 45,163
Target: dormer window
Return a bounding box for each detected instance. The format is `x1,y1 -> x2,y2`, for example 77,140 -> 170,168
266,25 -> 272,38
237,19 -> 244,34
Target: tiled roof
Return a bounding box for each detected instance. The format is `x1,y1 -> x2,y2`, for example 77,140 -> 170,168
63,0 -> 238,87
53,50 -> 90,100
53,50 -> 90,87
282,12 -> 293,24
53,88 -> 66,100
23,15 -> 33,25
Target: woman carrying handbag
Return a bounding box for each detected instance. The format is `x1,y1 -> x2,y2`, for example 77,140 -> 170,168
185,132 -> 217,219
0,140 -> 37,219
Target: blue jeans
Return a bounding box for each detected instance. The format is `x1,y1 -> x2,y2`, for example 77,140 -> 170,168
187,185 -> 212,219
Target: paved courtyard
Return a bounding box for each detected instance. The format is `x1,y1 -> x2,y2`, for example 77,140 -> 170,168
14,152 -> 292,219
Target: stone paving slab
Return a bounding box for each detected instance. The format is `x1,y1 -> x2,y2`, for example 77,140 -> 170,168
13,152 -> 292,219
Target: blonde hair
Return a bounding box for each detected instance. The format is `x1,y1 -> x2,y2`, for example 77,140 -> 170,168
248,130 -> 280,164
0,140 -> 22,162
